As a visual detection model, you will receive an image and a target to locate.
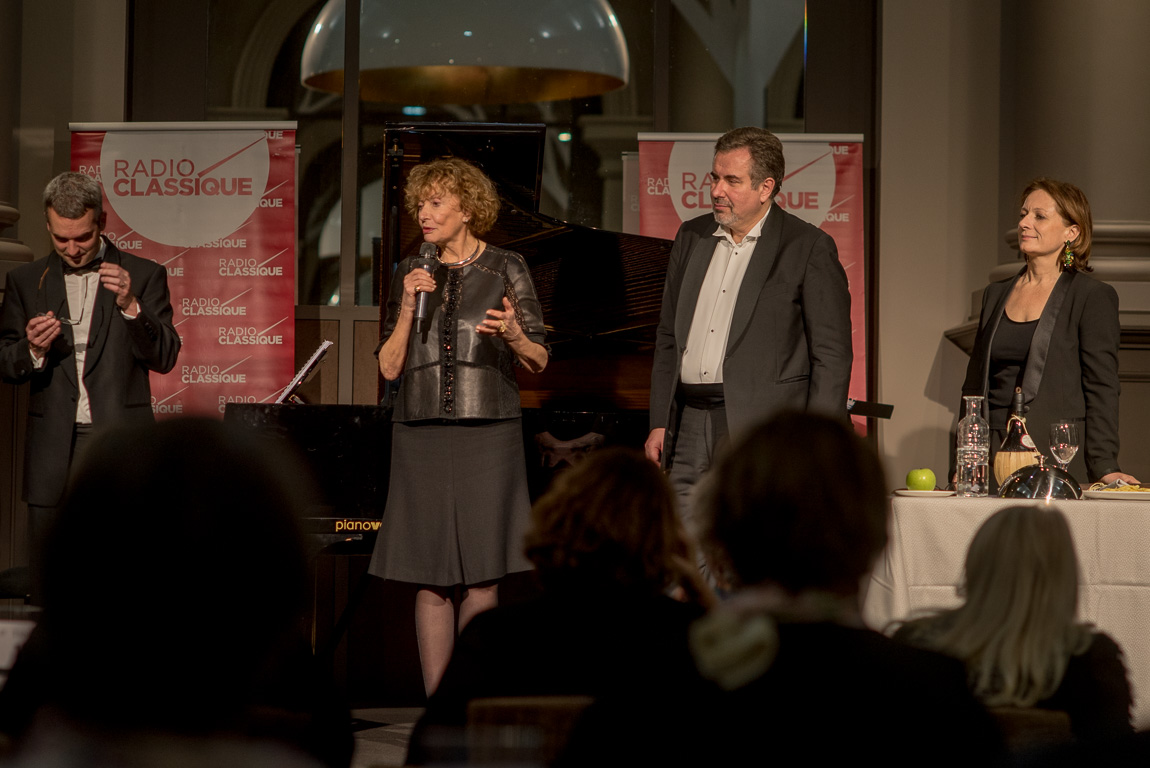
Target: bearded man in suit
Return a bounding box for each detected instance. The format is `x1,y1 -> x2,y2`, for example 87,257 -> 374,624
645,127 -> 852,568
0,172 -> 180,568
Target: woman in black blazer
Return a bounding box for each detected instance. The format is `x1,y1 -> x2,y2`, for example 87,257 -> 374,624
961,178 -> 1137,485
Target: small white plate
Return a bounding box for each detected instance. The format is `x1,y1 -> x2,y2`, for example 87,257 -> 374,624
1083,489 -> 1150,501
894,489 -> 956,497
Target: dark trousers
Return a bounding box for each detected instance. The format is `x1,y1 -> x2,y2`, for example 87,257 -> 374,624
27,423 -> 95,603
667,400 -> 729,582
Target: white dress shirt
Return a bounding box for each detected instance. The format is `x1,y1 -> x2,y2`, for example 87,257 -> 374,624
29,241 -> 107,423
67,240 -> 106,424
680,207 -> 772,384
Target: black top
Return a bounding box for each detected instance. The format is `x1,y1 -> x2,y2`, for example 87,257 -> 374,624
987,315 -> 1038,429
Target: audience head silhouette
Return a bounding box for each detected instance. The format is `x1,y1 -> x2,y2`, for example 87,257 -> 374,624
35,417 -> 315,733
702,411 -> 888,594
554,413 -> 1012,766
963,504 -> 1079,638
524,446 -> 695,594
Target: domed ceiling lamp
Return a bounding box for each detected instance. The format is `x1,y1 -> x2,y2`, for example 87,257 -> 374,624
300,0 -> 630,104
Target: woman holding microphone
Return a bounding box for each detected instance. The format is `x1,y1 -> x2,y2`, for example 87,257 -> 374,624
371,157 -> 547,695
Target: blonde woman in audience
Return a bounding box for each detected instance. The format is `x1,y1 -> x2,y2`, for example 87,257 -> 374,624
894,505 -> 1132,741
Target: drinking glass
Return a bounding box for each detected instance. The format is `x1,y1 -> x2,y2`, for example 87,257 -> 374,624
1049,422 -> 1079,472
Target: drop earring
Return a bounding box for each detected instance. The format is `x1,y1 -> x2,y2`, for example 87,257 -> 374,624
1063,241 -> 1074,269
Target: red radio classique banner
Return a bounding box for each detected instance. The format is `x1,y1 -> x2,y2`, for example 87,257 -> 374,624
71,122 -> 297,419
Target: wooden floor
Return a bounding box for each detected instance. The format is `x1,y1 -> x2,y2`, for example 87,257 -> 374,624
350,708 -> 422,768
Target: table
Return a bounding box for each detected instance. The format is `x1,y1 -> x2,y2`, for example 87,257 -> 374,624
862,495 -> 1150,727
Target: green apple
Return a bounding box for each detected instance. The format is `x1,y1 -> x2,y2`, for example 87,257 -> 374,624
906,468 -> 936,491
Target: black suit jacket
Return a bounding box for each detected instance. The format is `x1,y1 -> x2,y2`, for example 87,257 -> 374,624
649,209 -> 852,452
0,238 -> 181,505
961,268 -> 1122,482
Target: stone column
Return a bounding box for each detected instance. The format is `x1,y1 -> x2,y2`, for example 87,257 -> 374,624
1000,0 -> 1150,268
0,203 -> 34,266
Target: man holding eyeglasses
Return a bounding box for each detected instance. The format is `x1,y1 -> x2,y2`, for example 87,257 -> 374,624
0,172 -> 180,578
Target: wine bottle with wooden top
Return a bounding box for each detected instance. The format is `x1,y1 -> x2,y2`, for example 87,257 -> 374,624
993,387 -> 1041,485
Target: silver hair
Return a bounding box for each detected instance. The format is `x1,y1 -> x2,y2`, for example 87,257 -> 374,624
43,172 -> 103,220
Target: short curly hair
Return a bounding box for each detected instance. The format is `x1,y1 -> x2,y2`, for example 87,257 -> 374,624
404,157 -> 500,236
524,447 -> 695,593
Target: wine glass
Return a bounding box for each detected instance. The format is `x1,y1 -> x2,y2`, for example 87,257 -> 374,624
1050,422 -> 1079,472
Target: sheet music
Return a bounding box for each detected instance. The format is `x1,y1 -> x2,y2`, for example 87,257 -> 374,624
275,340 -> 334,404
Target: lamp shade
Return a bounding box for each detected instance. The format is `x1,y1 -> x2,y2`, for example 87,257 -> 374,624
301,0 -> 630,104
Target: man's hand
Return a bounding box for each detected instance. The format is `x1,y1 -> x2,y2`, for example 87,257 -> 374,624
1100,471 -> 1140,486
99,262 -> 138,314
644,428 -> 666,464
26,312 -> 62,357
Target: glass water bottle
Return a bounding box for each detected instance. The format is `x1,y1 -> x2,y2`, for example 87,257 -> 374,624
956,395 -> 989,497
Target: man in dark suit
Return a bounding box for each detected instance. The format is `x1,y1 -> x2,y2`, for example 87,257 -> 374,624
644,127 -> 852,558
0,172 -> 180,561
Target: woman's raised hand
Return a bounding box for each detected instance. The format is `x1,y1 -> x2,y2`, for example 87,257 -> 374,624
476,297 -> 522,340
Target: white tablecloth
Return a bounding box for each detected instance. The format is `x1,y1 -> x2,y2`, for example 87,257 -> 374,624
862,495 -> 1150,727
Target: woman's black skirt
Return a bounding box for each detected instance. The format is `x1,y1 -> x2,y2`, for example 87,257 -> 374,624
367,418 -> 533,587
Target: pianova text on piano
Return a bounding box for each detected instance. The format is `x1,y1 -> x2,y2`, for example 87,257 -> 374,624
335,519 -> 382,532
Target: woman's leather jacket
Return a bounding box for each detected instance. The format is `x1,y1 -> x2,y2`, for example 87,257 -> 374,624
379,245 -> 546,422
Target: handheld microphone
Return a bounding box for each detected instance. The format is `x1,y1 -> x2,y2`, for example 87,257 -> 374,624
413,242 -> 438,336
